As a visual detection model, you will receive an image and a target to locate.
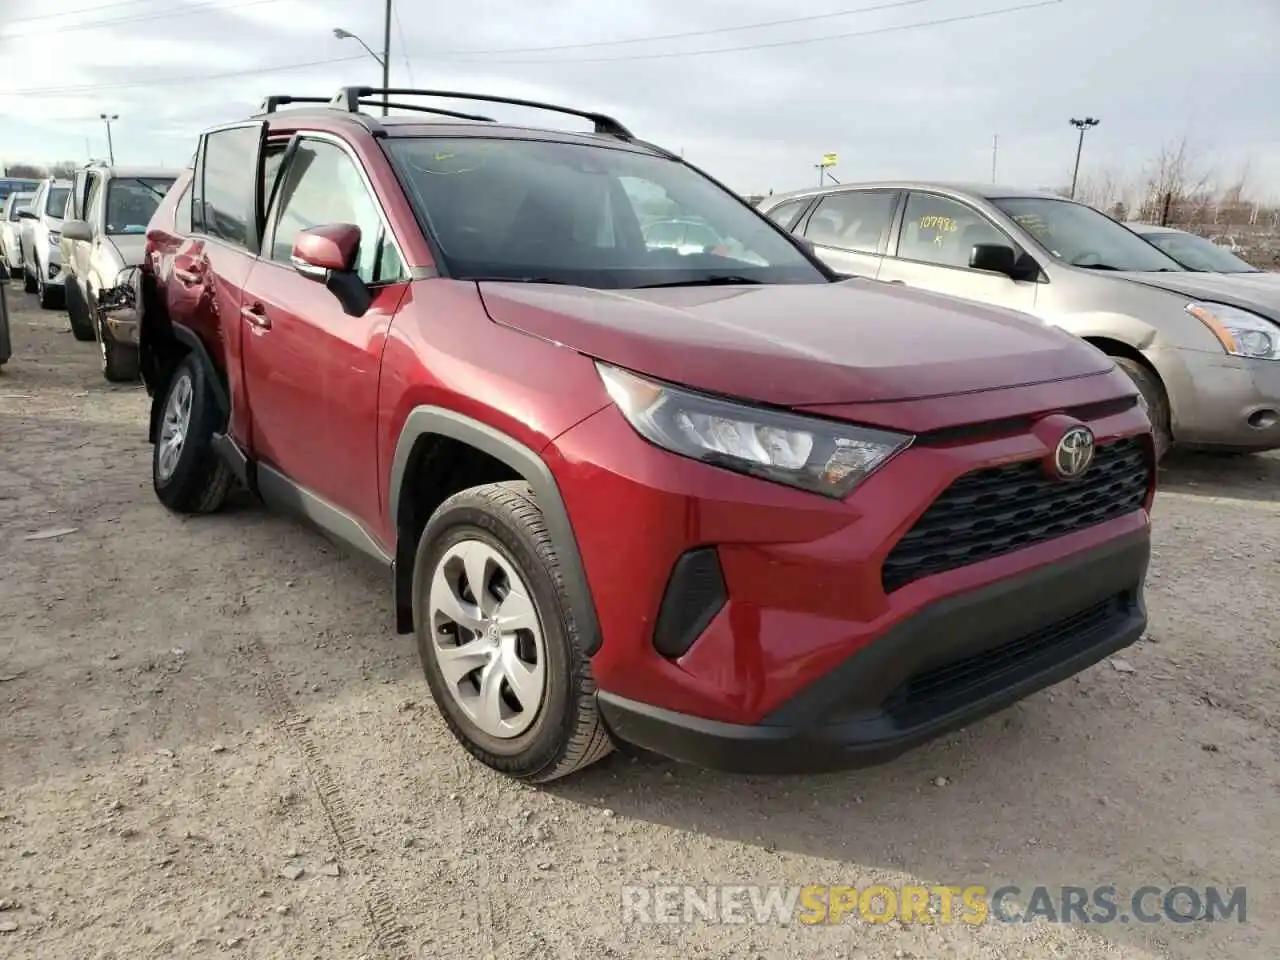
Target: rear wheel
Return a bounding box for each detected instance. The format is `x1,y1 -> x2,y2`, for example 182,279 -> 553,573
152,355 -> 234,514
413,481 -> 612,782
1114,357 -> 1171,462
37,269 -> 63,310
22,264 -> 36,294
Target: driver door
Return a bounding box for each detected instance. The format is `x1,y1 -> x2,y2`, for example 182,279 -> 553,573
877,191 -> 1039,314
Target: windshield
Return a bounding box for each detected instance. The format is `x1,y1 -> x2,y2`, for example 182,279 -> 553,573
1142,230 -> 1260,273
105,178 -> 175,234
46,187 -> 70,219
384,137 -> 826,288
6,193 -> 33,221
992,197 -> 1185,273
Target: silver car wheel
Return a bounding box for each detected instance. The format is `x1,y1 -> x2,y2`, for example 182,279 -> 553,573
428,539 -> 547,739
156,372 -> 193,481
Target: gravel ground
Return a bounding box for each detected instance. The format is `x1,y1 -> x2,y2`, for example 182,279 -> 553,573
1,283 -> 1277,960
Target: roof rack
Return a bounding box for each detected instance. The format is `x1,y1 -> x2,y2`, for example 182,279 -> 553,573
330,86 -> 634,139
352,98 -> 496,123
260,95 -> 333,114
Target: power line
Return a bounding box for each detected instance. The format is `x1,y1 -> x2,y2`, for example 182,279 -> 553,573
436,0 -> 948,56
13,53 -> 365,98
440,0 -> 1064,64
5,0 -> 175,25
392,1 -> 415,87
1,0 -> 306,39
13,0 -> 1061,99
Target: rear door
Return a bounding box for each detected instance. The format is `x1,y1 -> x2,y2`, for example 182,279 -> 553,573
176,121 -> 268,445
239,133 -> 409,529
876,191 -> 1039,313
796,188 -> 901,279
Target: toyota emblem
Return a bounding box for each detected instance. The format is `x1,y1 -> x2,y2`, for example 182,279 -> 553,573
1053,426 -> 1095,479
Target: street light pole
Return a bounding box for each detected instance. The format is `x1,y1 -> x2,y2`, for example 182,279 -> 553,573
1068,116 -> 1099,199
381,0 -> 392,117
100,113 -> 118,164
334,5 -> 392,117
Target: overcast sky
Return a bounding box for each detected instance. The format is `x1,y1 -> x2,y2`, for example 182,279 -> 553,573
1,0 -> 1277,199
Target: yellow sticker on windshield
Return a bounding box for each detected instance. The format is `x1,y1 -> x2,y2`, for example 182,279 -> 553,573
917,215 -> 957,232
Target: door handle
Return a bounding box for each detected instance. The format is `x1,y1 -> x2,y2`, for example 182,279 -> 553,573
240,303 -> 271,330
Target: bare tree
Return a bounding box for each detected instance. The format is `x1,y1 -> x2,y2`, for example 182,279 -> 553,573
1136,138 -> 1216,225
48,162 -> 79,180
2,162 -> 47,178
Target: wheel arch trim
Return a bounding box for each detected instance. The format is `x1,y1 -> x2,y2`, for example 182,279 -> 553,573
389,406 -> 603,655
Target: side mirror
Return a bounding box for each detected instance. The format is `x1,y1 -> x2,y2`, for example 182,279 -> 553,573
291,223 -> 360,278
290,224 -> 371,317
792,235 -> 816,256
61,219 -> 93,243
969,242 -> 1017,276
16,209 -> 36,221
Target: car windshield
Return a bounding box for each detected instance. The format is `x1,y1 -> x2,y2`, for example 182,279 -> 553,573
992,197 -> 1185,273
105,178 -> 175,234
6,194 -> 33,221
46,187 -> 70,218
384,137 -> 827,288
1141,230 -> 1260,273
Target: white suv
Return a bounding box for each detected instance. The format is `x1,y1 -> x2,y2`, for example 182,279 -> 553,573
17,178 -> 71,309
1,192 -> 34,279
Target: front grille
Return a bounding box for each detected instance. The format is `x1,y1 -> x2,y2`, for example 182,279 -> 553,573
881,437 -> 1149,593
884,593 -> 1129,725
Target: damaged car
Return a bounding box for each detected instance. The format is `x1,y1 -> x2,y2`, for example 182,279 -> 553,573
60,162 -> 178,380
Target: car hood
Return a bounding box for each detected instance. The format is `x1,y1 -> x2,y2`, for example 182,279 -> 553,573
1116,270 -> 1280,321
477,278 -> 1115,406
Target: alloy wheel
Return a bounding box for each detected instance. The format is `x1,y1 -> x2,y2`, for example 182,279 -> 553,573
156,372 -> 193,481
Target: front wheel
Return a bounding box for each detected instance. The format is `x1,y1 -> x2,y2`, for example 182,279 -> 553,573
22,265 -> 36,294
1113,357 -> 1171,462
413,481 -> 613,782
152,355 -> 234,514
68,279 -> 95,341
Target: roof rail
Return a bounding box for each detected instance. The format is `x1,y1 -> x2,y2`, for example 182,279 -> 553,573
330,86 -> 633,138
351,98 -> 496,123
260,95 -> 333,114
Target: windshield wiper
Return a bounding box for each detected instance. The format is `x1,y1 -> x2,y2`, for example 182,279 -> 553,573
635,276 -> 763,289
469,276 -> 575,285
130,178 -> 167,200
1073,263 -> 1121,271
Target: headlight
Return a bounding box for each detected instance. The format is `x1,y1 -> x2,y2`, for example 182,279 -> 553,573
596,363 -> 912,499
49,231 -> 61,244
1186,302 -> 1280,360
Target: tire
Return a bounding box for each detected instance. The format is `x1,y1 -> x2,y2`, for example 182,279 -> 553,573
102,337 -> 140,383
22,266 -> 36,294
68,279 -> 95,341
152,354 -> 234,514
1114,357 -> 1171,462
413,481 -> 613,782
39,270 -> 64,312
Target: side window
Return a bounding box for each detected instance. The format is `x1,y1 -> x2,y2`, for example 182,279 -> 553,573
268,139 -> 403,285
763,198 -> 808,231
802,191 -> 897,253
896,192 -> 1007,269
200,125 -> 260,247
85,174 -> 105,227
174,180 -> 192,234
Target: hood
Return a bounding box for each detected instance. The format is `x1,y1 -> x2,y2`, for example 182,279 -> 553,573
477,278 -> 1115,406
105,233 -> 147,269
1116,270 -> 1280,321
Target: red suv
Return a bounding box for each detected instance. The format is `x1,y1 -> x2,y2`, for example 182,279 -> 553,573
138,87 -> 1155,781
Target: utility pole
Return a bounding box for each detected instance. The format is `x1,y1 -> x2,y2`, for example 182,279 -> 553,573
100,113 -> 118,165
1068,117 -> 1099,199
381,0 -> 392,116
991,134 -> 998,183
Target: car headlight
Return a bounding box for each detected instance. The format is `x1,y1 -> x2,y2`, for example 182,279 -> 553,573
49,231 -> 61,244
1186,302 -> 1280,360
596,362 -> 912,498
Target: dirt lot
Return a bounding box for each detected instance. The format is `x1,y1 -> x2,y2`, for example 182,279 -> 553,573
1,283 -> 1277,960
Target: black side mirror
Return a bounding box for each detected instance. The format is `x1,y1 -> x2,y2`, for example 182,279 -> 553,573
969,242 -> 1017,276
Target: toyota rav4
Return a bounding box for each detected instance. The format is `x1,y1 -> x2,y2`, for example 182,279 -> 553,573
137,87 -> 1155,781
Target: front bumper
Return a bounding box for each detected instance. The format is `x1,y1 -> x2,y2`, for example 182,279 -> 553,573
102,307 -> 139,345
1155,345 -> 1280,451
599,530 -> 1148,774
